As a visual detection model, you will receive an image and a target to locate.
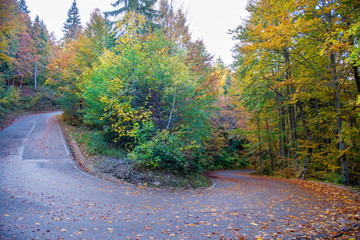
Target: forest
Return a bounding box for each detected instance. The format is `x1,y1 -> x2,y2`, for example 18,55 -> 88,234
1,0 -> 359,186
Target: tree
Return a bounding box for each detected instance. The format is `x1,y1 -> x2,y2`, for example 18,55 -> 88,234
232,0 -> 360,185
157,0 -> 190,48
30,16 -> 52,87
83,9 -> 114,60
77,12 -> 216,173
105,0 -> 158,22
14,31 -> 35,88
63,0 -> 82,40
17,0 -> 29,13
0,0 -> 20,70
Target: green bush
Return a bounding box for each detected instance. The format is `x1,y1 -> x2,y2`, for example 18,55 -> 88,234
130,130 -> 201,174
0,86 -> 20,108
210,151 -> 248,170
21,94 -> 40,110
86,131 -> 108,155
318,171 -> 344,184
59,92 -> 82,125
0,86 -> 21,121
212,151 -> 235,169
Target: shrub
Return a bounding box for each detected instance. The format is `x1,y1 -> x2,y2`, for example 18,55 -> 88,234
0,86 -> 20,108
59,92 -> 82,125
86,131 -> 108,155
130,130 -> 201,174
0,86 -> 21,121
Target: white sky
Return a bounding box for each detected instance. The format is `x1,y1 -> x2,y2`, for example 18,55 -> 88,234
26,0 -> 249,65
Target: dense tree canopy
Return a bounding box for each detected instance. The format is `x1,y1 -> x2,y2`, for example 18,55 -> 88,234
1,0 -> 358,185
0,0 -> 54,121
232,0 -> 360,185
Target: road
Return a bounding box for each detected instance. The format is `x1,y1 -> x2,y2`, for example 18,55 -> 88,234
0,112 -> 359,239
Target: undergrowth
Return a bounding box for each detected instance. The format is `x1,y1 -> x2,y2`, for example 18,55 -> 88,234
59,118 -> 211,190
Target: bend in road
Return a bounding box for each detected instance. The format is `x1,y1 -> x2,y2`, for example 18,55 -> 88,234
0,112 -> 358,239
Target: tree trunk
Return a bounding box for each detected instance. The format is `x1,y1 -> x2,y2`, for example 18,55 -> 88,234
330,53 -> 349,185
266,118 -> 274,170
285,114 -> 290,166
34,61 -> 37,91
353,66 -> 360,94
298,101 -> 313,180
165,92 -> 176,132
257,116 -> 263,175
20,76 -> 23,89
335,90 -> 349,185
325,5 -> 349,185
289,104 -> 299,173
277,107 -> 285,171
283,47 -> 298,171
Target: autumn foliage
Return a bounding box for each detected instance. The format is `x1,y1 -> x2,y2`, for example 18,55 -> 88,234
2,0 -> 359,184
232,0 -> 360,185
0,0 -> 54,121
47,1 -> 242,174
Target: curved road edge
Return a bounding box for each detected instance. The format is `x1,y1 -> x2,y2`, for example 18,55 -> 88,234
56,113 -> 219,190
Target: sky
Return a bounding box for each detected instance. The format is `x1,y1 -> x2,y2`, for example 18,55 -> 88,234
26,0 -> 249,65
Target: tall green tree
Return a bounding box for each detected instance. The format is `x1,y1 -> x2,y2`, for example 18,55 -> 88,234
83,9 -> 114,60
63,0 -> 82,40
106,0 -> 158,22
31,16 -> 51,86
17,0 -> 29,13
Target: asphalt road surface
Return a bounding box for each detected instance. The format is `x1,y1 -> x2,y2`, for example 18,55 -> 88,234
0,112 -> 358,239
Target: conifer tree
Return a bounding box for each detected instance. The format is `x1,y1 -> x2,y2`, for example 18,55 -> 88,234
63,0 -> 82,40
106,0 -> 158,21
31,15 -> 51,86
18,0 -> 30,13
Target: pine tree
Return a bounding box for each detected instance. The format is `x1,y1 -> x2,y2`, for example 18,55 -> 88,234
106,0 -> 158,21
84,9 -> 114,57
31,15 -> 51,86
63,0 -> 82,40
18,0 -> 30,14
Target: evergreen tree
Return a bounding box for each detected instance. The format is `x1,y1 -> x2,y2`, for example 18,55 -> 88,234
31,15 -> 51,86
63,0 -> 82,40
18,0 -> 30,13
84,9 -> 114,57
106,0 -> 158,21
